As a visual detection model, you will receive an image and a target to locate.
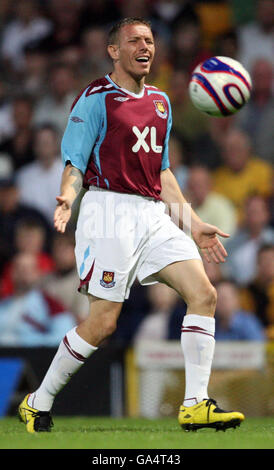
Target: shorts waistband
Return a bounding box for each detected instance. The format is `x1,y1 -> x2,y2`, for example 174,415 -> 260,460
88,185 -> 159,202
89,185 -> 108,193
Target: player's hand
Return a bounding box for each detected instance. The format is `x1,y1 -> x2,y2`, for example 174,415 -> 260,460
54,196 -> 72,233
192,222 -> 229,264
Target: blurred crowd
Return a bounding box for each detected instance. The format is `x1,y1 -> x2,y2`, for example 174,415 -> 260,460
0,0 -> 273,347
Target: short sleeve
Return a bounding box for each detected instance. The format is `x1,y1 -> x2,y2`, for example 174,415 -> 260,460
161,95 -> 172,171
61,90 -> 103,175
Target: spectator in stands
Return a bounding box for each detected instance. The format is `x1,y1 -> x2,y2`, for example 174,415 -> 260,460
240,244 -> 274,340
16,124 -> 63,223
22,42 -> 49,99
168,134 -> 189,191
0,151 -> 13,183
192,115 -> 236,170
170,18 -> 211,74
0,176 -> 51,273
236,58 -> 273,163
33,63 -> 77,134
269,173 -> 274,229
80,27 -> 111,85
38,0 -> 82,54
134,283 -> 183,342
237,0 -> 274,70
214,29 -> 238,59
151,0 -> 198,35
223,194 -> 274,285
57,44 -> 83,71
168,69 -> 210,162
215,280 -> 265,341
195,1 -> 234,49
0,0 -> 12,41
118,0 -> 151,24
0,252 -> 75,346
0,79 -> 14,144
1,0 -> 52,74
79,0 -> 120,29
0,94 -> 35,170
0,218 -> 55,298
213,128 -> 272,218
41,231 -> 88,322
186,165 -> 237,243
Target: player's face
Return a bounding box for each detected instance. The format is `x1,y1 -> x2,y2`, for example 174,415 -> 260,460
113,24 -> 155,79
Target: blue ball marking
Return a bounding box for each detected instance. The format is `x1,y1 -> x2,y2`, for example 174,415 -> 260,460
192,73 -> 230,116
201,57 -> 251,91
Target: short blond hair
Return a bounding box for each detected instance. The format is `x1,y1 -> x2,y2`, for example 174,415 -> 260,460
107,17 -> 152,45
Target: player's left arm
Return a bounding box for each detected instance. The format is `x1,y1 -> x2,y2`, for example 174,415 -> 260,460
160,168 -> 230,263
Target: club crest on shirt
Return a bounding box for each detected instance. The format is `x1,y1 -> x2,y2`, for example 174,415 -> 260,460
153,100 -> 167,119
100,271 -> 116,288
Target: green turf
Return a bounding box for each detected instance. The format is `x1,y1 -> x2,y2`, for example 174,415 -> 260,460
0,416 -> 273,449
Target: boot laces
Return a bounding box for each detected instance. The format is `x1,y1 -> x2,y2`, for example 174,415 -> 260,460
205,398 -> 225,413
205,398 -> 217,407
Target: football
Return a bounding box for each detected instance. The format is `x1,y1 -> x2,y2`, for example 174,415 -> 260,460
189,56 -> 252,117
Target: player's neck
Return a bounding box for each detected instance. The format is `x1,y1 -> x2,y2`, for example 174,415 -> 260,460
110,71 -> 145,95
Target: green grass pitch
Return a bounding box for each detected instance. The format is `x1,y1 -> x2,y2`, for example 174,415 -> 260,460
0,416 -> 274,449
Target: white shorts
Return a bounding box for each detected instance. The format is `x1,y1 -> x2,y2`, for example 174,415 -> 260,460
75,187 -> 201,302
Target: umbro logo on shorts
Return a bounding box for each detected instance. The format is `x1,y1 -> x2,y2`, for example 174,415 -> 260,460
100,271 -> 116,288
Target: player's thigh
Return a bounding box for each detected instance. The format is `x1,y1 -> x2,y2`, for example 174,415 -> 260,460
154,259 -> 216,310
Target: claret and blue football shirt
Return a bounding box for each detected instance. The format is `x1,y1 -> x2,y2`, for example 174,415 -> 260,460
61,74 -> 172,200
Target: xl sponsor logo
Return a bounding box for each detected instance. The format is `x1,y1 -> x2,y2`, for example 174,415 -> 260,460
132,126 -> 162,153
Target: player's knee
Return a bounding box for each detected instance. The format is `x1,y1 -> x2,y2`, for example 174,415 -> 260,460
188,283 -> 217,316
208,284 -> 217,310
199,284 -> 217,314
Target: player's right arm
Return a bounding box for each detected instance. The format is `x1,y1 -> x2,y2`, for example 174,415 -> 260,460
54,86 -> 103,233
54,163 -> 83,233
160,168 -> 230,264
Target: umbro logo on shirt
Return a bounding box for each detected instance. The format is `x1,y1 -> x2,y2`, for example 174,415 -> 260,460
114,97 -> 130,102
71,116 -> 84,123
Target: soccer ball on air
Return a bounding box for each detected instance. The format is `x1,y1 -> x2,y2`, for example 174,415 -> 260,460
189,56 -> 252,117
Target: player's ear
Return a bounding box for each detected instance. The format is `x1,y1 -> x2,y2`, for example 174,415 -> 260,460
107,44 -> 119,61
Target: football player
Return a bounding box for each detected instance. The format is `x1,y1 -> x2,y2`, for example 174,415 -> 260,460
19,17 -> 244,433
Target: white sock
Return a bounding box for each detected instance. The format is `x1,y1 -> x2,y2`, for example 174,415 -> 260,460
28,327 -> 98,411
181,314 -> 215,407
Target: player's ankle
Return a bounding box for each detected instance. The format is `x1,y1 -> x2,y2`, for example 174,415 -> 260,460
183,397 -> 202,407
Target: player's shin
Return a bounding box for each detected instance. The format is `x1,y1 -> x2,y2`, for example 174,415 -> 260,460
180,314 -> 215,407
28,327 -> 98,411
